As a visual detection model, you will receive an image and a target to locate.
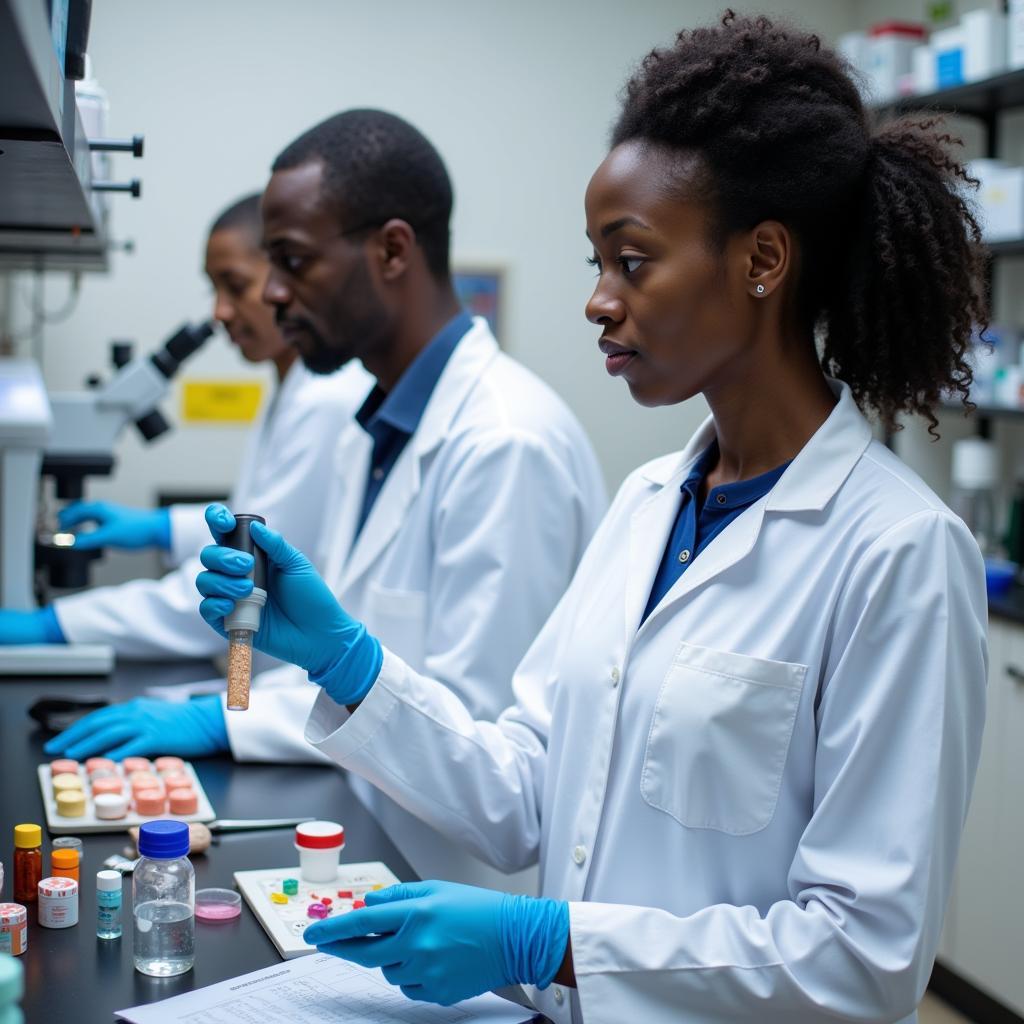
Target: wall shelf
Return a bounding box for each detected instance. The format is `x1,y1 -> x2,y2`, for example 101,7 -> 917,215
941,401 -> 1024,421
987,239 -> 1024,257
878,67 -> 1024,119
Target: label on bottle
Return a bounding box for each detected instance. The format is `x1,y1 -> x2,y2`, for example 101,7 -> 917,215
98,889 -> 121,930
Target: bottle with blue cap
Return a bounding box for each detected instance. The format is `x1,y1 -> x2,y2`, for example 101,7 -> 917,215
132,821 -> 194,976
0,953 -> 23,1024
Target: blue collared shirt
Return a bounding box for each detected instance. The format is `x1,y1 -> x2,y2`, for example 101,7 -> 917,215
642,441 -> 791,624
354,311 -> 473,535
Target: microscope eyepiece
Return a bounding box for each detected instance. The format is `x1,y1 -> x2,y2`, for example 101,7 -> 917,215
150,321 -> 215,379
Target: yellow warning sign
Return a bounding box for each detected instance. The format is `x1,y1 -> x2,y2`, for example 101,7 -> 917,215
181,380 -> 264,424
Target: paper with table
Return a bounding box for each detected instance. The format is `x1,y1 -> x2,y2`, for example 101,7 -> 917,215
114,952 -> 536,1023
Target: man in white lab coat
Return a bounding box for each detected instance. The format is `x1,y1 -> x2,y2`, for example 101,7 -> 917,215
1,194 -> 370,656
52,111 -> 607,890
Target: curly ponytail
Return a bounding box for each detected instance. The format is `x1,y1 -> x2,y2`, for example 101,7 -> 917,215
612,10 -> 988,434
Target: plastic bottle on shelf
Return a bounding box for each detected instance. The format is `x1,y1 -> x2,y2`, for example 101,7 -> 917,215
951,438 -> 999,556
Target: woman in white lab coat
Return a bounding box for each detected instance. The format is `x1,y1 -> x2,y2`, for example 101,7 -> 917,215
196,15 -> 988,1023
0,193 -> 369,655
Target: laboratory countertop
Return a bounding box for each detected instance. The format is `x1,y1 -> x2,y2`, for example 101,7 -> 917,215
0,661 -> 421,1024
990,583 -> 1024,627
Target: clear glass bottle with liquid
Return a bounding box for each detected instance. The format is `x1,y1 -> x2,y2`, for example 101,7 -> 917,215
132,821 -> 194,977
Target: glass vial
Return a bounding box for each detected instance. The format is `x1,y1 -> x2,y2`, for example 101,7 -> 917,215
226,629 -> 254,711
223,512 -> 267,712
11,827 -> 42,905
50,848 -> 79,883
132,821 -> 194,976
96,869 -> 122,940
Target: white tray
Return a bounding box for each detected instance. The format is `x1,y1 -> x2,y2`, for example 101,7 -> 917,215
234,861 -> 401,959
37,761 -> 216,835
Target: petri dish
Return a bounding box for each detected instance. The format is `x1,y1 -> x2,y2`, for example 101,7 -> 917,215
195,888 -> 242,922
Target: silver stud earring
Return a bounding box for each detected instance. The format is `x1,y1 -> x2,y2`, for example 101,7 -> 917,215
756,284 -> 766,295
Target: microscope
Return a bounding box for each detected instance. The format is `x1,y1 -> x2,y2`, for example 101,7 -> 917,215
0,321 -> 213,674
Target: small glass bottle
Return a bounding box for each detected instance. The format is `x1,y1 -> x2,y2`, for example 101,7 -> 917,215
96,870 -> 122,940
51,837 -> 83,863
223,513 -> 267,712
11,827 -> 42,905
132,821 -> 194,977
50,848 -> 79,883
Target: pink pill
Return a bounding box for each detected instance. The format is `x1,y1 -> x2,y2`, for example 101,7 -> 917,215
86,757 -> 116,776
155,756 -> 186,775
122,757 -> 151,774
168,788 -> 198,815
131,773 -> 162,793
134,789 -> 166,816
162,772 -> 191,790
50,759 -> 79,776
307,903 -> 329,919
92,777 -> 124,796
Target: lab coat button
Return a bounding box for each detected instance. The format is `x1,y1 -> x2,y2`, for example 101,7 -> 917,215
554,987 -> 564,1005
610,666 -> 620,686
372,467 -> 385,480
678,549 -> 691,563
572,845 -> 587,865
716,493 -> 727,505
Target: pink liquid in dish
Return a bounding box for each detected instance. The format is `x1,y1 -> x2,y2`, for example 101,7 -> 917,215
195,902 -> 241,921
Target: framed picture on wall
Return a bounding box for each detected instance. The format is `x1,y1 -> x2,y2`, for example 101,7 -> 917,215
453,264 -> 504,344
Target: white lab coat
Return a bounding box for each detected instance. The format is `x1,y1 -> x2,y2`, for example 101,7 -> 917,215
226,320 -> 608,890
54,359 -> 371,658
304,381 -> 988,1024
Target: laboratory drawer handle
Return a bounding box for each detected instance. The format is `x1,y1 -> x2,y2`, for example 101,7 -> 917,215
1008,665 -> 1024,685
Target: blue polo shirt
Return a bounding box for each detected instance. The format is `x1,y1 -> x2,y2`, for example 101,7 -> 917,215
642,441 -> 791,624
354,311 -> 473,536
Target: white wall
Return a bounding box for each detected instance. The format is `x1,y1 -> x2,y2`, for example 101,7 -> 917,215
6,1 -> 859,583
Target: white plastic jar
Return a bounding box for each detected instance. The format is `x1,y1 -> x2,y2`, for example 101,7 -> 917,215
295,821 -> 345,883
0,903 -> 27,955
38,877 -> 79,929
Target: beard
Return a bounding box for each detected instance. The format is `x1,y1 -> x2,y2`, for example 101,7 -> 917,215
281,256 -> 391,376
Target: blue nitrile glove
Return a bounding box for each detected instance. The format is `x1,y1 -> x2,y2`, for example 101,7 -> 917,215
304,880 -> 570,1006
43,695 -> 228,760
58,501 -> 171,551
196,504 -> 382,706
0,607 -> 65,645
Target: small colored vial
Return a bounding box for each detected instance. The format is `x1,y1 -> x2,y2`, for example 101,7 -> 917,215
223,513 -> 267,713
96,870 -> 123,940
12,826 -> 42,905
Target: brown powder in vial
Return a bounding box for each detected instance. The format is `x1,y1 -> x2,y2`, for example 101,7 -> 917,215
226,639 -> 252,711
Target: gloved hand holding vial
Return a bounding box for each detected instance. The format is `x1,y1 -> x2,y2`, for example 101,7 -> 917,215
221,513 -> 267,711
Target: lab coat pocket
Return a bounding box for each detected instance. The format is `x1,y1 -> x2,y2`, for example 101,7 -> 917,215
641,642 -> 806,835
363,583 -> 428,671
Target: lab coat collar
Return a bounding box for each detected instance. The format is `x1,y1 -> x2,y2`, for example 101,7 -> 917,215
628,380 -> 872,635
339,318 -> 499,590
640,379 -> 872,513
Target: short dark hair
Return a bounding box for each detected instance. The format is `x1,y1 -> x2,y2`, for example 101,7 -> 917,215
612,10 -> 987,435
209,192 -> 262,237
272,109 -> 453,279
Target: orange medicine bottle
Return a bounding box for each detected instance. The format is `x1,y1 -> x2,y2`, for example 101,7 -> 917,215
13,825 -> 43,903
51,848 -> 80,883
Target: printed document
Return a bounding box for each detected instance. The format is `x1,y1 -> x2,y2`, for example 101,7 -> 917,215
115,952 -> 534,1023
